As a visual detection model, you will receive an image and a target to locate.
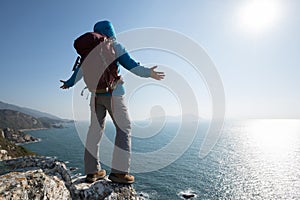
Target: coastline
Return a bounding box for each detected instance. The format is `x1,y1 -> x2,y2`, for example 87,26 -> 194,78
19,127 -> 49,132
13,128 -> 48,146
16,138 -> 42,146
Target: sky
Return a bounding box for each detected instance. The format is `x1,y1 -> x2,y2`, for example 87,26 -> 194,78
0,0 -> 299,120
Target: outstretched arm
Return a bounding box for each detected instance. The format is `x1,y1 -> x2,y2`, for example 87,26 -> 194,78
60,67 -> 83,89
114,42 -> 165,80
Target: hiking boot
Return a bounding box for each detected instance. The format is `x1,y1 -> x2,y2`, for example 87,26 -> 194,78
108,173 -> 135,184
85,169 -> 106,183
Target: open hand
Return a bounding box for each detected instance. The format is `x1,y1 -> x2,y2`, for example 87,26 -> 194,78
60,80 -> 69,89
150,66 -> 165,80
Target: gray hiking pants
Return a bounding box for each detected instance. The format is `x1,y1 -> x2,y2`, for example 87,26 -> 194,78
84,95 -> 131,174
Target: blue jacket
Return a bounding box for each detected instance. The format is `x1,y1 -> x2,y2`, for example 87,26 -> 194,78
65,21 -> 151,96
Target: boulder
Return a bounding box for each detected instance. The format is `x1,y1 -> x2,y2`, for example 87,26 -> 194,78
0,156 -> 72,200
0,169 -> 71,199
23,134 -> 32,141
0,156 -> 140,200
71,176 -> 138,200
0,149 -> 11,161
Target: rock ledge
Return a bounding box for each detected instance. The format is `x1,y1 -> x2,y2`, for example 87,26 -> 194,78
0,156 -> 140,200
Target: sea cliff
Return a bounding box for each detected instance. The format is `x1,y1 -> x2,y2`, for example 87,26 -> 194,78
0,156 -> 140,200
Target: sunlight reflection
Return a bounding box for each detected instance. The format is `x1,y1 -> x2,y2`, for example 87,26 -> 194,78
241,119 -> 300,198
246,119 -> 300,155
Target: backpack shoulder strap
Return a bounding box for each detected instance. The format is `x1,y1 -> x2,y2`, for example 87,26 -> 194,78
72,56 -> 81,71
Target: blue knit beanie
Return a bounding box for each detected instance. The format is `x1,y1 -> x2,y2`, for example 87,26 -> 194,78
93,20 -> 116,38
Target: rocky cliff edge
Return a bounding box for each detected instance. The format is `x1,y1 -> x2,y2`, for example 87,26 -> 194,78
0,156 -> 141,200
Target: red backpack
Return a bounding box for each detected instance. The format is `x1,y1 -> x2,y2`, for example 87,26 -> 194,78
73,32 -> 120,93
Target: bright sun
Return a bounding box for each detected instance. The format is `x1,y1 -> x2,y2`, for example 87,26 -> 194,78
238,0 -> 281,34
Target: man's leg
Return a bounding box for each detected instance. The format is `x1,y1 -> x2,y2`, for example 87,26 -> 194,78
103,96 -> 132,173
84,96 -> 106,175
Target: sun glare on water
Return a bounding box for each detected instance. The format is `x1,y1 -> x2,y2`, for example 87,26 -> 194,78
238,0 -> 282,35
246,119 -> 300,155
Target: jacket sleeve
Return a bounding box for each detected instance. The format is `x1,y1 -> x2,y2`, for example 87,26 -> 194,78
64,67 -> 83,88
113,42 -> 151,78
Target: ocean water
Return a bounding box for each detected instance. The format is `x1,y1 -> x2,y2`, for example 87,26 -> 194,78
23,119 -> 300,199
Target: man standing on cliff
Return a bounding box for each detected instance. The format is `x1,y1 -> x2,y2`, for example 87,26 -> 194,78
60,20 -> 165,183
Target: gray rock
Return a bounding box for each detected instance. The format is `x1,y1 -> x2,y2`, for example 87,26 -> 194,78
0,149 -> 8,154
4,128 -> 11,132
0,169 -> 71,200
0,156 -> 72,200
71,176 -> 139,200
0,156 -> 140,200
0,149 -> 11,161
23,134 -> 32,141
3,128 -> 40,144
0,130 -> 4,138
3,128 -> 13,138
17,138 -> 25,143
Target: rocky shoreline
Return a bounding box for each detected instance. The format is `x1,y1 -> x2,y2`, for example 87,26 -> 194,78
1,128 -> 40,145
18,127 -> 48,132
0,107 -> 142,199
0,156 -> 141,200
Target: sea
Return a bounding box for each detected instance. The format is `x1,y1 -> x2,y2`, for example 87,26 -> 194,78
23,119 -> 300,200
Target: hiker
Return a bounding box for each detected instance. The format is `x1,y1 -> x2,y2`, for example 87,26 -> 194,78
60,20 -> 165,184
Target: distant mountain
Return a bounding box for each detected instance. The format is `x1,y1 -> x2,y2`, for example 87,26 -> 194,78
0,101 -> 61,120
0,108 -> 72,131
0,109 -> 47,130
37,117 -> 68,128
